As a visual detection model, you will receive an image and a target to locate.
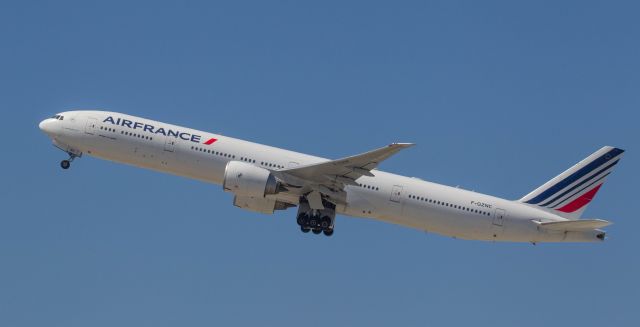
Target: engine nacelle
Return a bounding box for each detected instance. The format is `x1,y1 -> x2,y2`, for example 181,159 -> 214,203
223,161 -> 281,197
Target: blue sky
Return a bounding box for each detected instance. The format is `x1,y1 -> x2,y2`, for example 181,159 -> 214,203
1,1 -> 639,326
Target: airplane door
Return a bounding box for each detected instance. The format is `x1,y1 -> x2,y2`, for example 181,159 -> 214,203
390,185 -> 403,203
84,118 -> 97,135
164,136 -> 176,152
493,208 -> 506,226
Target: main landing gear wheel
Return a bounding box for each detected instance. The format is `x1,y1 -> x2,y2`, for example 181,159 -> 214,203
296,198 -> 336,236
309,217 -> 318,229
297,213 -> 335,236
297,213 -> 309,226
320,216 -> 331,230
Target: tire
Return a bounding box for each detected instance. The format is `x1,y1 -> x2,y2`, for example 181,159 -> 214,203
320,216 -> 331,230
312,228 -> 322,234
323,229 -> 334,237
301,226 -> 311,233
60,160 -> 70,169
297,213 -> 308,226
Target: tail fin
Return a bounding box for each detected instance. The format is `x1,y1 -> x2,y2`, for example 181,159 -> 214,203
519,146 -> 624,219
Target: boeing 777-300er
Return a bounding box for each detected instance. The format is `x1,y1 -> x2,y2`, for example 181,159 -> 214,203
39,111 -> 624,242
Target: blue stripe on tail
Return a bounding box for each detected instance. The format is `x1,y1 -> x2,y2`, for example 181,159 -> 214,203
525,148 -> 623,205
538,159 -> 619,207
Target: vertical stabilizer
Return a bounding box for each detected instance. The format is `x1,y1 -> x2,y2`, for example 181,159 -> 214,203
519,146 -> 624,219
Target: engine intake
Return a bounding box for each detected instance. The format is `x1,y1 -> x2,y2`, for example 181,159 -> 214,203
223,161 -> 282,197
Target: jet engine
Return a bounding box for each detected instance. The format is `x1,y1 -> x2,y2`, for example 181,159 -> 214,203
222,161 -> 284,197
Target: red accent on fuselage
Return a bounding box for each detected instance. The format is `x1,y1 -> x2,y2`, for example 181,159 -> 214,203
556,184 -> 602,213
204,138 -> 217,145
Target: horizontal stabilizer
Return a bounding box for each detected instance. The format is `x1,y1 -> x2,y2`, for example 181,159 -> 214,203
535,219 -> 611,232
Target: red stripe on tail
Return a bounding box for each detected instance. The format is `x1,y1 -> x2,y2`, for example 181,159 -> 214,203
556,184 -> 602,213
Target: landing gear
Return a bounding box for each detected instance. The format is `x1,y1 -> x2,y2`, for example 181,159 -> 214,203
298,212 -> 333,236
59,151 -> 82,170
60,160 -> 71,169
320,216 -> 331,230
297,213 -> 309,226
59,152 -> 80,170
295,198 -> 336,237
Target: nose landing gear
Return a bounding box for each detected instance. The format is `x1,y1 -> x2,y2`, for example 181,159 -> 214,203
59,152 -> 80,170
60,160 -> 71,169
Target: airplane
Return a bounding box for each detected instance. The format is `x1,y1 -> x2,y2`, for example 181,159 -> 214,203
39,111 -> 624,243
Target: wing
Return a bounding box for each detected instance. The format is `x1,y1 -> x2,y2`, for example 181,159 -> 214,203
274,143 -> 414,206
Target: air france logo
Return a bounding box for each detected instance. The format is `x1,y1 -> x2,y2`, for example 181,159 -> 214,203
103,116 -> 217,145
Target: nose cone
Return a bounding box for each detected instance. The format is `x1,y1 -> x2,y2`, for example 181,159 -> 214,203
39,119 -> 55,135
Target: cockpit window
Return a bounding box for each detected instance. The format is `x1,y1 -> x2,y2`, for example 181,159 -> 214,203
51,115 -> 64,120
58,116 -> 64,120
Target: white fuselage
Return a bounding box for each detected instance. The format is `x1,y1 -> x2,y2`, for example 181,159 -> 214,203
39,111 -> 604,243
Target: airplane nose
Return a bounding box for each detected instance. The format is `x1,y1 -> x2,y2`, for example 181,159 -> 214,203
39,119 -> 55,135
